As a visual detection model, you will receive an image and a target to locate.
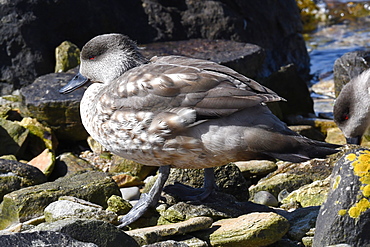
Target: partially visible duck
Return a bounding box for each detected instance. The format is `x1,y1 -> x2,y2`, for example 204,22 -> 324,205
334,68 -> 370,144
60,33 -> 339,228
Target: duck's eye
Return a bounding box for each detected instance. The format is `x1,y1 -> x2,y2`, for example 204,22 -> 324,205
89,55 -> 96,60
342,113 -> 349,121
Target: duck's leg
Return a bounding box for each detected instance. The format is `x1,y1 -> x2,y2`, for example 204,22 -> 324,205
117,165 -> 170,229
164,167 -> 218,201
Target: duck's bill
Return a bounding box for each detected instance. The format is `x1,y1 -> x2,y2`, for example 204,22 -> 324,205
346,136 -> 361,145
59,73 -> 89,94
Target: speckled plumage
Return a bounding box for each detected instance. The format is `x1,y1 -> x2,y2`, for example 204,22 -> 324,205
61,33 -> 339,169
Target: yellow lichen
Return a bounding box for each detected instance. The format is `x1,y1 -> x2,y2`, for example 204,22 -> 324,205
346,153 -> 357,162
349,151 -> 370,199
348,198 -> 370,218
333,175 -> 341,189
352,161 -> 370,177
348,206 -> 360,218
363,184 -> 370,197
338,209 -> 347,216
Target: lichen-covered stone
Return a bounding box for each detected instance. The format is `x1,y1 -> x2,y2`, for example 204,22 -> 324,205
44,199 -> 117,223
0,171 -> 120,230
54,41 -> 80,73
106,195 -> 132,216
249,173 -> 312,200
126,216 -> 213,246
0,159 -> 47,202
157,193 -> 273,225
30,219 -> 139,247
19,117 -> 57,153
194,212 -> 289,247
249,158 -> 336,200
20,71 -> 89,142
0,117 -> 29,158
281,179 -> 330,207
313,148 -> 370,246
0,231 -> 98,247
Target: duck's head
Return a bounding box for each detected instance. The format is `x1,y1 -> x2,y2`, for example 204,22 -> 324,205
334,69 -> 370,145
59,33 -> 147,94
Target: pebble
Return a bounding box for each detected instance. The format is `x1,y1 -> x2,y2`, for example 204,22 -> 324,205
252,190 -> 279,207
120,186 -> 141,201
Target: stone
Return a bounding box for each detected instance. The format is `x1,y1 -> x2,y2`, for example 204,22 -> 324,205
279,206 -> 320,242
233,160 -> 277,179
109,154 -> 157,181
0,0 -> 152,89
44,199 -> 117,223
112,174 -> 144,188
120,187 -> 141,201
0,159 -> 47,202
54,41 -> 80,73
49,152 -> 98,180
170,235 -> 208,247
0,117 -> 29,158
18,117 -> 57,154
30,219 -> 139,247
156,194 -> 273,225
106,195 -> 132,216
333,50 -> 370,96
286,116 -> 338,137
194,212 -> 290,247
249,158 -> 336,199
262,64 -> 314,116
142,240 -> 189,247
252,191 -> 279,207
0,171 -> 120,230
126,216 -> 213,246
296,0 -> 325,32
288,125 -> 326,142
27,149 -> 55,177
164,164 -> 250,202
281,179 -> 331,207
0,231 -> 98,247
325,127 -> 347,145
313,148 -> 370,247
141,39 -> 264,79
20,70 -> 89,141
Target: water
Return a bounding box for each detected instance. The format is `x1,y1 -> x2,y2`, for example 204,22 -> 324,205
306,1 -> 370,83
304,1 -> 370,116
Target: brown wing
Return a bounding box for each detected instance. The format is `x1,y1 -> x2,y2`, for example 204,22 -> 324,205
105,55 -> 284,118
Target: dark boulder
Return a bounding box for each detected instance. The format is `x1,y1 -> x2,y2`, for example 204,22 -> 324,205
333,50 -> 370,97
0,231 -> 98,247
0,159 -> 47,202
313,148 -> 370,247
0,0 -> 309,91
20,68 -> 89,141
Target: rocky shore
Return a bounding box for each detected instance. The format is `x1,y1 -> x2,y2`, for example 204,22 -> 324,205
0,0 -> 370,246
